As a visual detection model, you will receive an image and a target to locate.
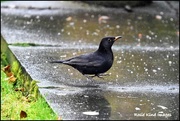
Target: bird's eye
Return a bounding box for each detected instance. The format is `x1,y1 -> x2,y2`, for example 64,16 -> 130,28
108,39 -> 111,42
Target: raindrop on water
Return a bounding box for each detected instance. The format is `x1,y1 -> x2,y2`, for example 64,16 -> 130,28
91,14 -> 95,18
60,54 -> 67,58
72,52 -> 77,55
83,111 -> 99,116
157,105 -> 168,110
79,26 -> 83,30
50,16 -> 54,20
69,22 -> 74,26
168,61 -> 172,66
67,32 -> 71,35
53,66 -> 58,69
146,35 -> 151,40
137,16 -> 142,20
26,21 -> 32,25
116,25 -> 120,29
157,67 -> 161,70
24,14 -> 31,18
23,26 -> 26,29
170,18 -> 174,21
152,69 -> 157,73
36,15 -> 40,19
117,60 -> 122,64
14,20 -> 17,23
92,32 -> 98,36
83,19 -> 87,23
149,102 -> 154,106
86,30 -> 89,35
116,74 -> 119,78
135,107 -> 141,111
84,95 -> 89,97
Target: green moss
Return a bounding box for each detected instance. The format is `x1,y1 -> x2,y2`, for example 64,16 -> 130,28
9,43 -> 36,47
1,40 -> 58,119
1,52 -> 8,66
16,68 -> 24,87
1,70 -> 58,120
1,70 -> 13,94
33,85 -> 39,99
11,61 -> 20,76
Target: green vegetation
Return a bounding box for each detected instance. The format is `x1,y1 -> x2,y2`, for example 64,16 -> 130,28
8,43 -> 37,47
1,52 -> 58,120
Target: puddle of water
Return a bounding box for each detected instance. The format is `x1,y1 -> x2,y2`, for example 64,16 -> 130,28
9,46 -> 179,86
9,45 -> 179,120
1,7 -> 179,47
40,87 -> 179,120
1,4 -> 179,120
105,85 -> 179,93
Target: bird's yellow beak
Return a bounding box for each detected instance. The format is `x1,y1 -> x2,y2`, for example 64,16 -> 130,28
114,36 -> 122,41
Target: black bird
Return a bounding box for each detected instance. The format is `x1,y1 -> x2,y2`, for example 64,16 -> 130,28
50,36 -> 122,77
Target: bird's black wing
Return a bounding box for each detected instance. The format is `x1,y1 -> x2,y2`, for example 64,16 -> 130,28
62,53 -> 104,67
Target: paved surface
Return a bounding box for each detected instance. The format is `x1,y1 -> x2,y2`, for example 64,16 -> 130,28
1,1 -> 179,120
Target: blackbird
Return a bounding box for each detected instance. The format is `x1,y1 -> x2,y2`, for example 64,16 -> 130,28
50,36 -> 122,77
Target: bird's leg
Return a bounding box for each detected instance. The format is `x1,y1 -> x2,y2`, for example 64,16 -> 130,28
96,75 -> 105,79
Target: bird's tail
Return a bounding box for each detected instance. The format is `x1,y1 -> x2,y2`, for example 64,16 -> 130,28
49,60 -> 64,63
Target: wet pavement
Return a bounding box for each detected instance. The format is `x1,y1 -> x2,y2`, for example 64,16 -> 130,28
1,1 -> 179,120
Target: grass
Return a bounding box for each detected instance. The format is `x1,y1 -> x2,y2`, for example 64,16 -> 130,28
1,66 -> 59,120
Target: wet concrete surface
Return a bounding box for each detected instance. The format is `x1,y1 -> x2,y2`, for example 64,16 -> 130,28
1,1 -> 179,120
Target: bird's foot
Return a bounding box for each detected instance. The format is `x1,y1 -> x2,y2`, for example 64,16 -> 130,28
96,73 -> 110,79
84,75 -> 96,80
84,73 -> 110,80
94,73 -> 110,79
97,73 -> 110,77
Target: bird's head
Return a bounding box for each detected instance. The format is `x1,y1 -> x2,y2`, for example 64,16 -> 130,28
98,36 -> 122,52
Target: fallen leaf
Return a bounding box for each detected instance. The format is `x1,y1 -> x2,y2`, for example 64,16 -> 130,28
176,31 -> 179,36
2,65 -> 11,72
2,65 -> 13,77
57,116 -> 63,120
20,110 -> 27,119
15,88 -> 25,92
98,16 -> 109,24
8,75 -> 17,83
124,5 -> 133,12
15,88 -> 19,91
138,33 -> 142,39
6,72 -> 13,77
19,88 -> 25,92
156,15 -> 162,20
21,96 -> 31,102
66,16 -> 72,21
